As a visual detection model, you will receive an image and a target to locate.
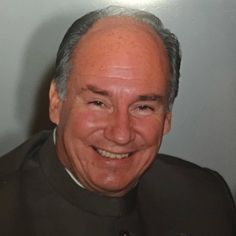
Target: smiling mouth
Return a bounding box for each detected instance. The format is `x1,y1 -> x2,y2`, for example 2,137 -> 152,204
93,147 -> 133,159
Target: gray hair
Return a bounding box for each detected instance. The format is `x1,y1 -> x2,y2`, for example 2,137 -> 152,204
54,5 -> 181,110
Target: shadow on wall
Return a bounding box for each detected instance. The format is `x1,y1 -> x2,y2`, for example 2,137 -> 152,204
234,191 -> 236,205
0,13 -> 83,155
15,14 -> 79,136
28,65 -> 55,135
0,64 -> 55,156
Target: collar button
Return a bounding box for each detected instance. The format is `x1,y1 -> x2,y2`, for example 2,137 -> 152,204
119,230 -> 133,236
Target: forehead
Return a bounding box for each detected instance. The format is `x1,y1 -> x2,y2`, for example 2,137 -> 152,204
69,16 -> 170,85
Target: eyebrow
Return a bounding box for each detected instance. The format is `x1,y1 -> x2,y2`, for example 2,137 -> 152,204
80,85 -> 110,96
80,84 -> 163,102
138,94 -> 163,102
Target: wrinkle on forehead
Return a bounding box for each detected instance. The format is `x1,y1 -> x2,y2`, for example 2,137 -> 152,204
73,66 -> 155,81
96,65 -> 146,80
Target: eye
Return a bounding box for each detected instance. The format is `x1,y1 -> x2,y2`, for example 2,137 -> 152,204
137,105 -> 154,111
130,103 -> 156,117
88,100 -> 104,107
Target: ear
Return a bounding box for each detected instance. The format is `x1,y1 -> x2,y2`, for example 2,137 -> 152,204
163,112 -> 172,135
49,81 -> 62,125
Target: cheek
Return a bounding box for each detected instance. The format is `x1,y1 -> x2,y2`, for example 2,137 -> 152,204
63,108 -> 107,139
134,116 -> 166,146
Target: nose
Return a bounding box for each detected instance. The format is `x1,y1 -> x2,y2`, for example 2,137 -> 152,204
104,109 -> 135,145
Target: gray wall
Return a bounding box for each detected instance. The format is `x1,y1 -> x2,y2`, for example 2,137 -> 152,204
1,0 -> 236,200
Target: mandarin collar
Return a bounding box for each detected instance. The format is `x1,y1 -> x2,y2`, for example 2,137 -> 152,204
39,133 -> 137,217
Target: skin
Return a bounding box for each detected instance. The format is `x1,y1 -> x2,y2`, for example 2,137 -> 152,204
49,17 -> 172,197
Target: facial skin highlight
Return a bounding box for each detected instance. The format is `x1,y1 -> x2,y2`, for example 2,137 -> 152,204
49,17 -> 172,197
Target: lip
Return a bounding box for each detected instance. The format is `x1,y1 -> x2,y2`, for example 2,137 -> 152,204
92,146 -> 134,159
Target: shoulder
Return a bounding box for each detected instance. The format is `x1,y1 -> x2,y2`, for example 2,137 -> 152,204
138,153 -> 236,234
0,130 -> 52,175
0,130 -> 53,232
140,153 -> 235,204
143,153 -> 231,188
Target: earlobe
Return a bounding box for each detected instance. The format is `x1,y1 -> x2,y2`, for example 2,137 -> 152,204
49,81 -> 61,125
163,112 -> 172,135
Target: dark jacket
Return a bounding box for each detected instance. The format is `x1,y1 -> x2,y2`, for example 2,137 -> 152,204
0,130 -> 235,236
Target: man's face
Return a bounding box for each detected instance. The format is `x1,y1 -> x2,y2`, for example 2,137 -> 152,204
49,17 -> 172,197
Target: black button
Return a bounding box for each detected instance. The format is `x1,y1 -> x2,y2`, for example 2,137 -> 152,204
119,230 -> 133,236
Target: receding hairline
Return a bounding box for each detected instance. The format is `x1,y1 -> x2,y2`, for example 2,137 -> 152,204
74,15 -> 166,48
70,15 -> 170,73
85,15 -> 158,33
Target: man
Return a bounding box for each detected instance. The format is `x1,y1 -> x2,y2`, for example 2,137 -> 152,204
0,6 -> 235,236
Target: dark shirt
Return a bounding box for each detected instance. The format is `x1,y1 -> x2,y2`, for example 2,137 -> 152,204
0,130 -> 235,235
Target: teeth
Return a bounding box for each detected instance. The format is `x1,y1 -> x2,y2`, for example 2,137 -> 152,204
97,148 -> 130,159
